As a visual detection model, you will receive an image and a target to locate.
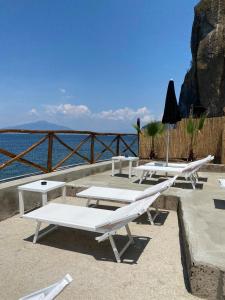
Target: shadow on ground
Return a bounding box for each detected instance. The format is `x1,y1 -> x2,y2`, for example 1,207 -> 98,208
214,199 -> 225,210
133,177 -> 204,190
136,210 -> 169,226
25,227 -> 151,264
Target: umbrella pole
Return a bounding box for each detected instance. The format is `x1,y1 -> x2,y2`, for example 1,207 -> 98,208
166,128 -> 169,167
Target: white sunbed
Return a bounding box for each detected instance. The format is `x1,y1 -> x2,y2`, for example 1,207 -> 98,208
134,155 -> 214,189
23,193 -> 160,263
76,176 -> 177,225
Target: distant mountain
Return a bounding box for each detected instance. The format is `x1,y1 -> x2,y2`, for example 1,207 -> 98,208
4,120 -> 71,130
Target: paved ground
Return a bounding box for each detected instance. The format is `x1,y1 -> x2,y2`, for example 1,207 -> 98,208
1,166 -> 225,299
0,195 -> 197,299
68,168 -> 225,271
68,167 -> 225,298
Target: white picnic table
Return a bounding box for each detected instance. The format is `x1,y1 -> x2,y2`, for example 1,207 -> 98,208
111,156 -> 139,179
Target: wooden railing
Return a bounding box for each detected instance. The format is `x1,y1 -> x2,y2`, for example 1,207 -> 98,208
0,129 -> 138,178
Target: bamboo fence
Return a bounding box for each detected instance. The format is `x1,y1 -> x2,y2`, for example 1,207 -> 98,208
140,116 -> 225,162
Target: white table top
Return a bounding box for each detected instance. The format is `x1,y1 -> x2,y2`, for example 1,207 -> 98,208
112,156 -> 139,161
18,180 -> 65,193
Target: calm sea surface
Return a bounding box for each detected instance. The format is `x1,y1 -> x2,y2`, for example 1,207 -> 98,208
0,134 -> 138,181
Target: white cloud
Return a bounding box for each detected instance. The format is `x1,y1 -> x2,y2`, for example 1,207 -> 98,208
96,106 -> 153,123
59,88 -> 66,94
30,103 -> 154,127
45,103 -> 91,117
28,108 -> 39,116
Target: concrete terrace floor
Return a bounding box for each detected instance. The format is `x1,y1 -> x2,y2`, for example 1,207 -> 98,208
68,167 -> 225,272
1,167 -> 225,299
0,168 -> 199,300
0,204 -> 197,300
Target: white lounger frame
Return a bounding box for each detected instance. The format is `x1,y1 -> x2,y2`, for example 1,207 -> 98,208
136,155 -> 214,189
77,177 -> 177,225
32,221 -> 134,263
24,193 -> 160,263
84,199 -> 158,226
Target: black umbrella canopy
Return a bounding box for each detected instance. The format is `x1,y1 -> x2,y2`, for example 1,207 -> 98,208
162,80 -> 181,124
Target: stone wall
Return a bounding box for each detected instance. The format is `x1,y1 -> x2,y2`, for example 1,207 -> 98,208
179,0 -> 225,117
0,160 -> 126,221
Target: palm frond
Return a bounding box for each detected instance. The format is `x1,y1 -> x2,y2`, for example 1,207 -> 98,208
132,123 -> 142,134
198,114 -> 206,131
144,121 -> 161,137
186,118 -> 196,135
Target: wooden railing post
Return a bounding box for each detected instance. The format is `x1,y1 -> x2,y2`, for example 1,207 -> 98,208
116,135 -> 120,156
47,133 -> 54,172
90,134 -> 95,164
137,118 -> 140,157
137,133 -> 140,157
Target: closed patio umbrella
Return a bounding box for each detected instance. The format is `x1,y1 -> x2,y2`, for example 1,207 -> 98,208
162,79 -> 181,166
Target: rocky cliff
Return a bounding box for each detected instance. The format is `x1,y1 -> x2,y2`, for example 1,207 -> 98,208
179,0 -> 225,117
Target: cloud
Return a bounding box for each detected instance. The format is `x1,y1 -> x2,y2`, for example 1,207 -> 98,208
45,103 -> 91,117
28,108 -> 39,116
30,103 -> 154,129
59,88 -> 66,94
95,106 -> 153,122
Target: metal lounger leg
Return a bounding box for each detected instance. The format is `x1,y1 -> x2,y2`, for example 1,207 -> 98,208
147,208 -> 154,225
33,221 -> 41,244
190,175 -> 196,190
109,235 -> 121,263
148,171 -> 154,179
144,171 -> 149,180
153,205 -> 159,222
125,224 -> 134,244
193,172 -> 198,183
108,227 -> 134,263
119,225 -> 134,258
139,171 -> 146,184
33,222 -> 58,244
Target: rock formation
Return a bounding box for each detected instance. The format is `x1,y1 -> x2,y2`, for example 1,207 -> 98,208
179,0 -> 225,117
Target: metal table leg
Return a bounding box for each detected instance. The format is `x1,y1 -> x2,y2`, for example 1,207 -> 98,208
18,190 -> 24,217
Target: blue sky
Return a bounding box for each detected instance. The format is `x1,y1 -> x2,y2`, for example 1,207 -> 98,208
0,0 -> 198,132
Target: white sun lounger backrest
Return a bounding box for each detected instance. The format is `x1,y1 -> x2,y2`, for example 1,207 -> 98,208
182,155 -> 214,175
95,193 -> 160,231
134,176 -> 177,201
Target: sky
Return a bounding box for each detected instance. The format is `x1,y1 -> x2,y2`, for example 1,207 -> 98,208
0,0 -> 199,132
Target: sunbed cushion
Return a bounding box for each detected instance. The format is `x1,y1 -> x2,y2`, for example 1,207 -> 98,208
134,176 -> 176,201
96,193 -> 160,229
182,155 -> 213,174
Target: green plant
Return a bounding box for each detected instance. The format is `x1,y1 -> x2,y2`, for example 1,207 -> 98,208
144,121 -> 164,159
186,113 -> 206,161
132,123 -> 142,135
